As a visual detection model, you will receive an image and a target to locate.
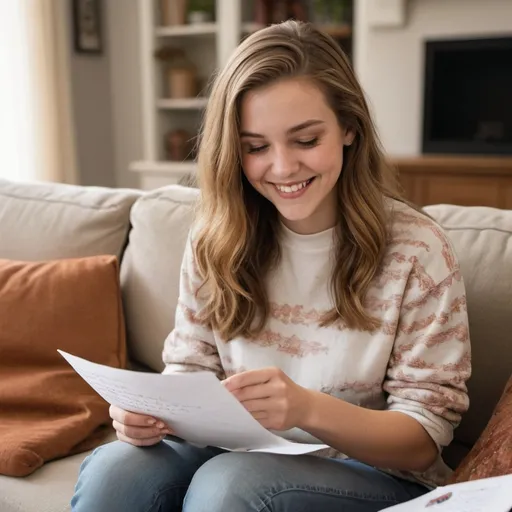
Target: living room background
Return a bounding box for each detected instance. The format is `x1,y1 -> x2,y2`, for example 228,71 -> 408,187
1,0 -> 512,204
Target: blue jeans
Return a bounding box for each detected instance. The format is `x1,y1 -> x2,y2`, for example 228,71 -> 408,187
72,438 -> 428,511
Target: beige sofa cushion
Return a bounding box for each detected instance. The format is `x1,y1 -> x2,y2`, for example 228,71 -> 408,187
0,179 -> 141,261
424,205 -> 512,452
0,431 -> 117,512
120,185 -> 199,371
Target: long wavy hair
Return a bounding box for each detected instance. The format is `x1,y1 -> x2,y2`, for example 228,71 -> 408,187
194,20 -> 404,341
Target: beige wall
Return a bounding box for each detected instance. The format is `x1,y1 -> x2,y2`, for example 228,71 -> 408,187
105,0 -> 142,189
68,0 -> 142,188
68,0 -> 116,187
354,0 -> 512,156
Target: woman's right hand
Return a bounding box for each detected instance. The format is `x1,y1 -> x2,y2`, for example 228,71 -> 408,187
109,405 -> 173,446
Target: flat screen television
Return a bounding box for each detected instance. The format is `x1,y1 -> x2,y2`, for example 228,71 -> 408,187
422,36 -> 512,155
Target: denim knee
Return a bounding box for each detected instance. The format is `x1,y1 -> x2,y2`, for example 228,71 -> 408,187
183,452 -> 427,512
71,440 -> 188,512
183,452 -> 273,511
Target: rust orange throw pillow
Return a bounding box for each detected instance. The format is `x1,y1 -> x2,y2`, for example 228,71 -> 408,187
450,374 -> 512,483
0,256 -> 126,477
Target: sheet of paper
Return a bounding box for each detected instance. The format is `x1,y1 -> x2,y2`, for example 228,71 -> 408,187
58,350 -> 328,455
380,474 -> 512,512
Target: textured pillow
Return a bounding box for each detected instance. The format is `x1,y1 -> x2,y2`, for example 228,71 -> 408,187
449,374 -> 512,483
0,256 -> 126,477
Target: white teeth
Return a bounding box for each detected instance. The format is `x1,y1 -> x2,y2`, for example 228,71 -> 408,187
275,179 -> 310,194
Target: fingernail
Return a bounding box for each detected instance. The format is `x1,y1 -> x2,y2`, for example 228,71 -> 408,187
147,419 -> 156,425
157,422 -> 165,429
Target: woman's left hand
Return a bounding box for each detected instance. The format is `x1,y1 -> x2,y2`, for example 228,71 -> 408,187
222,367 -> 312,431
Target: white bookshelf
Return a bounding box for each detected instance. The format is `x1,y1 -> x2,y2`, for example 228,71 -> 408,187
154,23 -> 217,37
133,0 -> 240,189
133,0 -> 352,190
241,22 -> 265,34
130,160 -> 197,174
156,98 -> 209,110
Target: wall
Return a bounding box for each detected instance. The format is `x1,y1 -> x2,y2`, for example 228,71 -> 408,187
68,0 -> 116,187
354,0 -> 512,156
105,0 -> 142,189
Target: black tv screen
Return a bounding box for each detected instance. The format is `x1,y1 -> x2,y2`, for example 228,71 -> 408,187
422,36 -> 512,155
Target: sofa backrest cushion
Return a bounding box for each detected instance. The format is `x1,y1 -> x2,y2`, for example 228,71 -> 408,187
120,185 -> 199,372
0,179 -> 141,261
424,204 -> 512,449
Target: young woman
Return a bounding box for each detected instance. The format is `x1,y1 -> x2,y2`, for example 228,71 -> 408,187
72,20 -> 471,512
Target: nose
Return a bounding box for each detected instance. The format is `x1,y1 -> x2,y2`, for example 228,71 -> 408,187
271,145 -> 299,179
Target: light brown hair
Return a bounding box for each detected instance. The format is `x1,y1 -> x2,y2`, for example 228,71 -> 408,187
194,20 -> 404,340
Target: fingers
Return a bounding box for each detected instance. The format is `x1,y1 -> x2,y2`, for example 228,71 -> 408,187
257,419 -> 275,430
223,367 -> 278,391
231,382 -> 273,403
241,398 -> 271,414
109,406 -> 174,447
249,411 -> 282,431
109,405 -> 172,429
112,420 -> 173,439
250,411 -> 268,421
116,431 -> 166,447
109,405 -> 157,427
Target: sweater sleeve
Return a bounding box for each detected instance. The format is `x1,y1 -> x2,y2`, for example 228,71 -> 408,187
161,233 -> 224,379
383,269 -> 471,450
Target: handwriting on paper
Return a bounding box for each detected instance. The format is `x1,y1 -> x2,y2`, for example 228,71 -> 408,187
58,350 -> 328,455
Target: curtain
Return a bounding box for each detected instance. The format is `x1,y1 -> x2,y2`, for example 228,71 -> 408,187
0,0 -> 78,184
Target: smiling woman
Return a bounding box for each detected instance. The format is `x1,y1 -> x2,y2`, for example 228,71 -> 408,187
0,0 -> 77,183
72,20 -> 471,512
240,80 -> 353,235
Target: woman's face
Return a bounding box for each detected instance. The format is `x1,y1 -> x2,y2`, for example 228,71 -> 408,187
240,78 -> 354,235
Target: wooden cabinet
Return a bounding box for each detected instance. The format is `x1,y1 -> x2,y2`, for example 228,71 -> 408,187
392,156 -> 512,210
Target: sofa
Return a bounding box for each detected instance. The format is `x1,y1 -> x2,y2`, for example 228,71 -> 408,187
0,178 -> 510,512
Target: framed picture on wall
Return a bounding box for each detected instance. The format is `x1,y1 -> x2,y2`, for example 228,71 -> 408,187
72,0 -> 103,54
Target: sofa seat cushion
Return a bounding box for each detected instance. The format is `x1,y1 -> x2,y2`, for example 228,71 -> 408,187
0,256 -> 126,477
120,185 -> 199,371
423,205 -> 512,462
0,431 -> 117,512
0,179 -> 141,262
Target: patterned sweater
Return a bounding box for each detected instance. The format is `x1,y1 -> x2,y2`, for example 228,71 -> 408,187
162,199 -> 471,487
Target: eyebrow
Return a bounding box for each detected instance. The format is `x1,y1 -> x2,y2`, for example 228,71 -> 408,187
240,119 -> 325,139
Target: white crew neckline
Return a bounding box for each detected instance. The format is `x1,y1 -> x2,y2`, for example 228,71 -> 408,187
279,222 -> 336,251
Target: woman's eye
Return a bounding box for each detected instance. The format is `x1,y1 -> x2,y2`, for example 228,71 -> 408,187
247,144 -> 268,154
297,137 -> 318,148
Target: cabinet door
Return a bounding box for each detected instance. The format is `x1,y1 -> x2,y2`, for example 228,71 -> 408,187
421,176 -> 501,207
504,185 -> 512,210
398,173 -> 420,204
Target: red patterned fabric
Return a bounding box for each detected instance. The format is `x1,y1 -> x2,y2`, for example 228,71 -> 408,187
449,375 -> 512,482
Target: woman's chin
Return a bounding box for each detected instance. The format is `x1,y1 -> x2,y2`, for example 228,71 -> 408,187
277,209 -> 313,225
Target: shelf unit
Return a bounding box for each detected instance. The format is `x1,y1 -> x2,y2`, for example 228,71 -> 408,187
132,0 -> 353,189
241,21 -> 351,39
154,23 -> 218,37
156,98 -> 209,110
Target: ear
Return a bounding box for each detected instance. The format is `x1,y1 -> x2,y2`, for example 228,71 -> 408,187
343,127 -> 355,147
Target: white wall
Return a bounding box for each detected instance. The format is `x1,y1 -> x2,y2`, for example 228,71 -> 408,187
354,0 -> 512,156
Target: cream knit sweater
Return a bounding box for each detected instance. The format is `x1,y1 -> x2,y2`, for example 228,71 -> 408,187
162,199 -> 471,487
